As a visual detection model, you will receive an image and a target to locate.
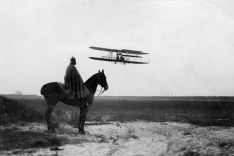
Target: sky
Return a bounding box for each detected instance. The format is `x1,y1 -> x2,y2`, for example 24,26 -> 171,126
0,0 -> 234,96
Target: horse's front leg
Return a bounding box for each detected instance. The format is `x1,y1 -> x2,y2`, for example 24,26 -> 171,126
78,103 -> 88,134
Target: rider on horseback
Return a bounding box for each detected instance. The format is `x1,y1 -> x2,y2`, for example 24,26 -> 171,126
64,57 -> 90,101
41,57 -> 108,134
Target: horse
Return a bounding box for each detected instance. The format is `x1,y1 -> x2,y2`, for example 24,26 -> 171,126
40,70 -> 108,134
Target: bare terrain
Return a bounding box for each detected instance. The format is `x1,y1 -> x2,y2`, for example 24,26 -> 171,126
1,121 -> 234,156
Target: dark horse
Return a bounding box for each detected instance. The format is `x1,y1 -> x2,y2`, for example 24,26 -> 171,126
40,70 -> 108,133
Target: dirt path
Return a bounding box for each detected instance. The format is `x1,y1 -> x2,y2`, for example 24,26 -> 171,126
1,122 -> 234,156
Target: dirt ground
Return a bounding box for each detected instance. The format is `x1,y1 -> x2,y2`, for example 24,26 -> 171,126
1,121 -> 234,156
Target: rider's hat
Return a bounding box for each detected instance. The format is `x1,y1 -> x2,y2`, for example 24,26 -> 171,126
70,56 -> 76,62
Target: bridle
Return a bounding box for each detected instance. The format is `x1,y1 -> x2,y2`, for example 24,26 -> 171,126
97,87 -> 105,96
96,74 -> 106,96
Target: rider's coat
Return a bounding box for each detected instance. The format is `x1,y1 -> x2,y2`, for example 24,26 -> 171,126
64,64 -> 90,99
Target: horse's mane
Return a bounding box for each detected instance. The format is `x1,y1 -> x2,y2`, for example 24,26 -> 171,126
85,73 -> 98,84
85,73 -> 98,92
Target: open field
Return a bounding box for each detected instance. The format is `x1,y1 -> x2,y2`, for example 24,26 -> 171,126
0,95 -> 234,155
1,95 -> 234,126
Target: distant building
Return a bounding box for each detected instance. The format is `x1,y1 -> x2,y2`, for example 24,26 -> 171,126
14,90 -> 23,95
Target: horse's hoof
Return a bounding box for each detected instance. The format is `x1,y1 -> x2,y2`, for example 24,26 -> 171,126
78,130 -> 86,135
47,122 -> 59,133
48,128 -> 56,133
48,126 -> 56,133
51,122 -> 59,129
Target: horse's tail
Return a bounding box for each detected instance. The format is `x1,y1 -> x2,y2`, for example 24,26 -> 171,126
40,82 -> 60,96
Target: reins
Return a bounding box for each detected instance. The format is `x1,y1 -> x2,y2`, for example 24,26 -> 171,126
96,74 -> 106,96
97,87 -> 105,96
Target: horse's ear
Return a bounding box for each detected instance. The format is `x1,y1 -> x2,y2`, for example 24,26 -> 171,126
98,70 -> 100,73
102,69 -> 104,73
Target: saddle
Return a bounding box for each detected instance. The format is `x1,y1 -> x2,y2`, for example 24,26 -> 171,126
57,82 -> 76,100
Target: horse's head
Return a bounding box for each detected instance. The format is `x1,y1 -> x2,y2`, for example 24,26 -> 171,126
97,69 -> 109,92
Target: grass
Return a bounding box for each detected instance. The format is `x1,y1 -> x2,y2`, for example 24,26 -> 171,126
0,128 -> 61,150
89,99 -> 234,126
0,95 -> 234,126
0,96 -> 44,124
165,130 -> 234,156
123,126 -> 138,140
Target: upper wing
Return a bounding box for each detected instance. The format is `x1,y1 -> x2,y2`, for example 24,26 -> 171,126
90,46 -> 148,55
89,46 -> 119,53
121,49 -> 148,55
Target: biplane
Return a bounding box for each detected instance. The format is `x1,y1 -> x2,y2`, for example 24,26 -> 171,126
89,46 -> 149,64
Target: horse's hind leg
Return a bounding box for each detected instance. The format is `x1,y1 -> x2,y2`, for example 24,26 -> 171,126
46,104 -> 55,132
44,95 -> 57,132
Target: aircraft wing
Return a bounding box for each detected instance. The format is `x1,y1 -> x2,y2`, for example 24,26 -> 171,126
123,60 -> 149,64
89,57 -> 148,64
90,46 -> 148,55
89,46 -> 119,52
89,57 -> 117,62
122,54 -> 142,58
121,49 -> 148,55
